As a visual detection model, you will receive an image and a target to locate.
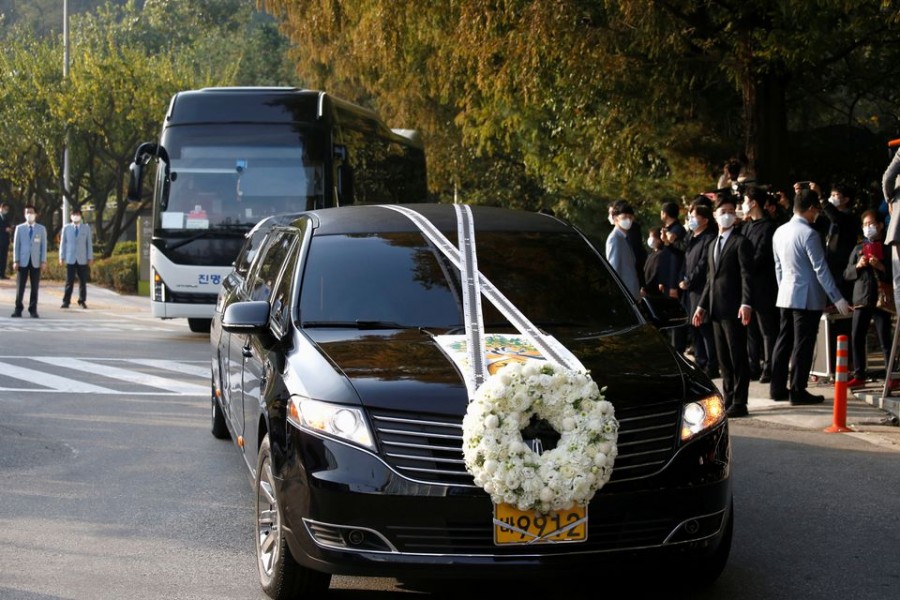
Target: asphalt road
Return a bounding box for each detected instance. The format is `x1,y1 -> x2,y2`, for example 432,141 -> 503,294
0,281 -> 898,599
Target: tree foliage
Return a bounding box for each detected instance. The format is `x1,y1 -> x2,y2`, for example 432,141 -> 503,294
0,0 -> 297,254
259,0 -> 900,233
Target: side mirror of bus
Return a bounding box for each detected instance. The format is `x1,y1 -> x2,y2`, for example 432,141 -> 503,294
127,161 -> 144,202
338,164 -> 355,205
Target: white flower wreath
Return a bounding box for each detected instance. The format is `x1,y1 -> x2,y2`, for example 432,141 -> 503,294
462,360 -> 618,514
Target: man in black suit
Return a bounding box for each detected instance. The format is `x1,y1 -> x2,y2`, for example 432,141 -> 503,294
741,187 -> 779,383
692,195 -> 754,417
0,202 -> 11,279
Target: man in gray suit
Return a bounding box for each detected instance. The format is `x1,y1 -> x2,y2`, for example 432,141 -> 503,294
769,189 -> 852,405
59,207 -> 94,309
605,200 -> 641,299
12,205 -> 47,318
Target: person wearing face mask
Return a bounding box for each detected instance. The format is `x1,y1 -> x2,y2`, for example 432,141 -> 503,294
770,189 -> 852,406
740,187 -> 779,383
803,181 -> 859,301
11,205 -> 47,318
679,202 -> 719,378
605,200 -> 641,299
607,201 -> 647,286
0,202 -> 12,279
641,227 -> 679,299
692,195 -> 754,418
843,210 -> 894,389
59,208 -> 94,309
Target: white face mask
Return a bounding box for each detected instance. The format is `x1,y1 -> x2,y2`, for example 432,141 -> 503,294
829,195 -> 842,207
72,216 -> 82,224
863,225 -> 878,240
687,217 -> 698,231
647,237 -> 658,249
25,213 -> 36,224
716,213 -> 735,229
618,217 -> 633,231
741,201 -> 751,215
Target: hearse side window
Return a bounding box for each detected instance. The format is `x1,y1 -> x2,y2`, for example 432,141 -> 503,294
248,230 -> 294,303
298,233 -> 461,327
234,225 -> 273,278
269,235 -> 300,335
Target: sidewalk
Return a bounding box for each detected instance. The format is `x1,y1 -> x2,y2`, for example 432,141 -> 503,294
0,277 -> 148,313
734,376 -> 900,450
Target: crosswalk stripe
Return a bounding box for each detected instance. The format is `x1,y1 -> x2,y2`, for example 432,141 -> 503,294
0,360 -> 114,393
29,357 -> 208,395
127,359 -> 210,379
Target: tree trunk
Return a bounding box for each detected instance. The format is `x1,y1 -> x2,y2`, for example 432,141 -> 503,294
747,72 -> 789,191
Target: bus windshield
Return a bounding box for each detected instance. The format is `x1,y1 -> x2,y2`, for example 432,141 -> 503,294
157,125 -> 325,231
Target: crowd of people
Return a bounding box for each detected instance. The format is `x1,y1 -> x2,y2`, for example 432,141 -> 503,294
606,157 -> 900,418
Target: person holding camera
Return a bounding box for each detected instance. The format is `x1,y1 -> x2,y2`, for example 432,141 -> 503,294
843,210 -> 893,389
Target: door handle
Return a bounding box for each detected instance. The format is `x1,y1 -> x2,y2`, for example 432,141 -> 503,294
242,343 -> 252,358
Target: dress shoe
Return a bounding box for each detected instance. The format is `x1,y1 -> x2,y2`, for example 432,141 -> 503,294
758,373 -> 771,384
29,312 -> 39,319
847,377 -> 866,389
11,311 -> 21,318
770,388 -> 790,401
726,404 -> 749,418
77,300 -> 87,309
790,391 -> 825,405
60,303 -> 70,309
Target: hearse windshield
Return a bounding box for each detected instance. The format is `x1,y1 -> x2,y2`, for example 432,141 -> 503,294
298,231 -> 639,334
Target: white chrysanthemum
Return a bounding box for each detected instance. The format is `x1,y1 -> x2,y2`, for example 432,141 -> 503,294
462,361 -> 618,513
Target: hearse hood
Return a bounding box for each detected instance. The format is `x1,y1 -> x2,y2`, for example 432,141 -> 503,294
301,324 -> 711,414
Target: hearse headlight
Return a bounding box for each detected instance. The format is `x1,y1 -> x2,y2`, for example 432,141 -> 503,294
680,395 -> 726,442
288,397 -> 375,450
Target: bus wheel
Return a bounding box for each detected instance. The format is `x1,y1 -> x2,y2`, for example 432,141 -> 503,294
188,318 -> 212,333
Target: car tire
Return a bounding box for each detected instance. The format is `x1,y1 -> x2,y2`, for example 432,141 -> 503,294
188,318 -> 212,333
256,434 -> 331,599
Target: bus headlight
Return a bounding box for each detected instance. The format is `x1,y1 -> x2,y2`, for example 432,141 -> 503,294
680,395 -> 726,442
288,397 -> 375,450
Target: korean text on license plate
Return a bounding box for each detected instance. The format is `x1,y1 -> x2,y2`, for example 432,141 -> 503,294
493,503 -> 587,545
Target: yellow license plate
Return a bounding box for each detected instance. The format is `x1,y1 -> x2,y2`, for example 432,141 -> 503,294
493,503 -> 587,545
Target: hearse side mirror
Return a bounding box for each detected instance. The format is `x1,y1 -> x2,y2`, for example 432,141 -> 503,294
222,301 -> 271,334
641,294 -> 689,330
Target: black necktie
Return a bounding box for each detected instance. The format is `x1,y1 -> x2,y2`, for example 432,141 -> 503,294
29,225 -> 33,240
714,235 -> 723,267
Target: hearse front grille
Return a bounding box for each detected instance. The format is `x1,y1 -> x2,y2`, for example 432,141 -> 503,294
368,401 -> 681,487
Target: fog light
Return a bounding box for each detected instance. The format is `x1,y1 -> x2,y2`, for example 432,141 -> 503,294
347,530 -> 366,545
684,519 -> 700,535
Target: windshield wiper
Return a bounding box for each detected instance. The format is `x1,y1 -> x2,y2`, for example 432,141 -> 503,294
301,320 -> 418,330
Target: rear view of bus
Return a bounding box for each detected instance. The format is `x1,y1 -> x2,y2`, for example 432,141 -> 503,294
128,87 -> 428,333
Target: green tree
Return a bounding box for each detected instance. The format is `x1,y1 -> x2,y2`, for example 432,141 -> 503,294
0,0 -> 297,254
259,0 -> 900,232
